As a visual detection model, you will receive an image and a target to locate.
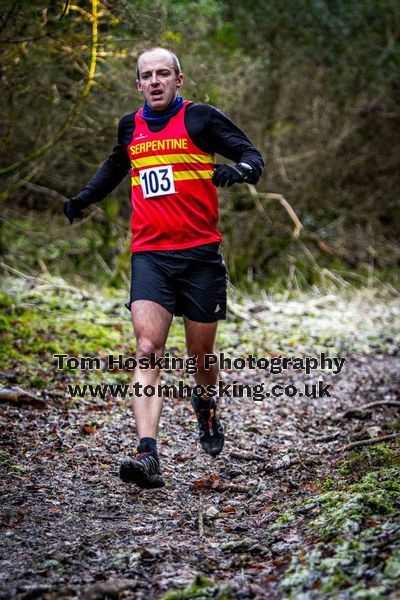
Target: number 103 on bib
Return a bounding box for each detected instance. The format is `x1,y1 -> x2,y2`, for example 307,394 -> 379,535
139,165 -> 176,199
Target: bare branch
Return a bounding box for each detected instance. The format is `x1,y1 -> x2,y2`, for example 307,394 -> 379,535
247,185 -> 303,238
340,433 -> 400,452
0,0 -> 99,180
24,182 -> 67,201
360,401 -> 400,410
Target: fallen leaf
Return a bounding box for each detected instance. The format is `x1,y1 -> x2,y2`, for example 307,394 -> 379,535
304,482 -> 321,492
263,574 -> 278,582
80,424 -> 97,435
221,506 -> 236,514
272,556 -> 291,567
362,519 -> 381,529
192,479 -> 208,489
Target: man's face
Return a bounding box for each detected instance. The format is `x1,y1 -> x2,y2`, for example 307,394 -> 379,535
136,50 -> 184,111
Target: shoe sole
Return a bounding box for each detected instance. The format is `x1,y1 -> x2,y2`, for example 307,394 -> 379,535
200,433 -> 225,457
119,460 -> 165,489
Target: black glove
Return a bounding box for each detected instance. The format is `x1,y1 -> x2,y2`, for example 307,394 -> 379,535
63,198 -> 88,224
212,163 -> 253,188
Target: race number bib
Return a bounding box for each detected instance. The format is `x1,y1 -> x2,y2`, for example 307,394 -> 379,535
139,165 -> 176,199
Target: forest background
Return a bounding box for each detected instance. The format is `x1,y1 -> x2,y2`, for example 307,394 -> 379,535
1,3 -> 400,598
1,0 -> 399,291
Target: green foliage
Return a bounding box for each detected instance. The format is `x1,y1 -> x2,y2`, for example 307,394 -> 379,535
338,445 -> 399,477
281,461 -> 400,598
0,449 -> 28,474
160,574 -> 233,600
270,510 -> 296,530
1,0 -> 399,285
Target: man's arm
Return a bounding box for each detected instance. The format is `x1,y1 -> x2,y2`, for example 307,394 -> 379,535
64,113 -> 134,223
185,103 -> 264,186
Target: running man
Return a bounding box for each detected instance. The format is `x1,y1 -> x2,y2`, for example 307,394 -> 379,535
64,47 -> 264,488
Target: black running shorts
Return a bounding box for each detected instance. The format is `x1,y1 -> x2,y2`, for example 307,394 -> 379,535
125,242 -> 228,322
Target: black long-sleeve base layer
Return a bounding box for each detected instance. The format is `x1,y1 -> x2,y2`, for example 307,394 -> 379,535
74,102 -> 264,208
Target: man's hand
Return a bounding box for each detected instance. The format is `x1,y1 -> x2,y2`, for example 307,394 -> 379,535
212,163 -> 253,188
63,198 -> 86,224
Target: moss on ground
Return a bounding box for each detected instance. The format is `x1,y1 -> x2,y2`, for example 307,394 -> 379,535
159,574 -> 233,600
1,275 -> 399,396
280,444 -> 400,599
338,445 -> 399,478
0,277 -> 195,391
0,449 -> 28,473
270,510 -> 296,530
1,276 -> 399,597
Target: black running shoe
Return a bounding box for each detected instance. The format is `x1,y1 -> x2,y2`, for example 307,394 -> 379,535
191,393 -> 225,456
119,448 -> 165,489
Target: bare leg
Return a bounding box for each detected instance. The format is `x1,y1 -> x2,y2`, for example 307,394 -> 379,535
131,300 -> 172,440
184,317 -> 219,395
184,317 -> 224,456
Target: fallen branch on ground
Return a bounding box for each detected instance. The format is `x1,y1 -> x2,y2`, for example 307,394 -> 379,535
338,401 -> 400,420
359,400 -> 400,410
230,451 -> 266,462
313,431 -> 341,443
0,386 -> 46,408
198,493 -> 204,537
339,433 -> 400,452
337,408 -> 373,420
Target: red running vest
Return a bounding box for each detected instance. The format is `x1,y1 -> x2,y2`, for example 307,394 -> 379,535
128,100 -> 222,252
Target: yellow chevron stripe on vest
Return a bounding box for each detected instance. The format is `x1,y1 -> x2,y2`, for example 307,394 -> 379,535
131,169 -> 213,187
131,153 -> 213,168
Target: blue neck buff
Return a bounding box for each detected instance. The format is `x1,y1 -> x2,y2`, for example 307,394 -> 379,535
142,94 -> 184,122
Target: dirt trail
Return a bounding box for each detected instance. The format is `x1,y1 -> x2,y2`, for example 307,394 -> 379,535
1,348 -> 399,599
